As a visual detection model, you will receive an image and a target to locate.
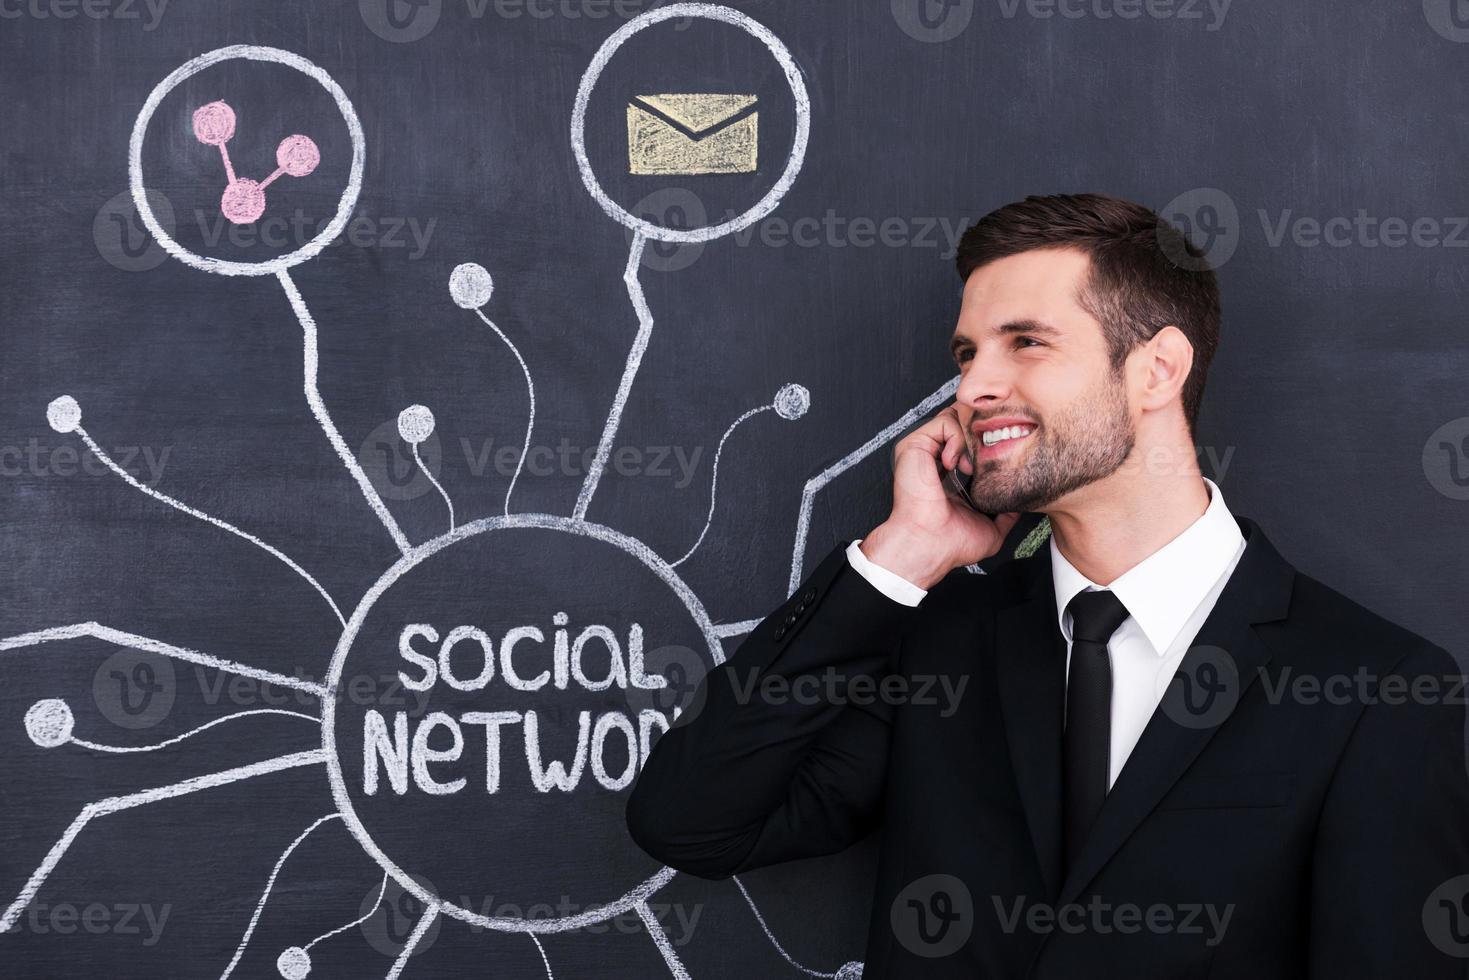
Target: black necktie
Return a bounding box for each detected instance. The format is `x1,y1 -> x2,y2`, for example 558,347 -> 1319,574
1062,588 -> 1131,874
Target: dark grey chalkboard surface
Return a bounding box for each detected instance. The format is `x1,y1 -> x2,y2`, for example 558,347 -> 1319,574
2,1 -> 1466,977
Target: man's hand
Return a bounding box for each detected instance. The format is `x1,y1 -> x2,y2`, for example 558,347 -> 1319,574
860,403 -> 1022,590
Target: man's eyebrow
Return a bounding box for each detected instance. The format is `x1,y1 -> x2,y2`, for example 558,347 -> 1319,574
949,319 -> 1063,358
995,318 -> 1063,339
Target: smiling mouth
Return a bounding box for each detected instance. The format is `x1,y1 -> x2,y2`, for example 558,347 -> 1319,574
978,424 -> 1037,449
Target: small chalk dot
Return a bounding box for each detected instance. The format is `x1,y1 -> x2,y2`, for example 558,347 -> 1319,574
276,945 -> 312,980
276,135 -> 321,177
773,383 -> 811,421
24,699 -> 73,749
398,405 -> 436,444
449,262 -> 494,310
47,396 -> 81,433
221,178 -> 266,225
192,100 -> 236,146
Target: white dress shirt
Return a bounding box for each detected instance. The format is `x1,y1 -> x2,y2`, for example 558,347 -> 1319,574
846,477 -> 1246,788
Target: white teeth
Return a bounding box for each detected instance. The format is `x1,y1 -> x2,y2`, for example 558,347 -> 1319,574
981,425 -> 1034,447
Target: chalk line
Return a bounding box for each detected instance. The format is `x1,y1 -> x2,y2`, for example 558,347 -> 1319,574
67,422 -> 344,626
218,812 -> 343,980
304,870 -> 387,951
386,902 -> 440,980
68,707 -> 319,754
788,376 -> 959,594
635,899 -> 690,980
713,618 -> 761,639
0,622 -> 328,697
412,441 -> 455,532
574,234 -> 650,520
732,874 -> 843,977
528,931 -> 554,979
671,405 -> 772,568
277,267 -> 413,554
474,309 -> 537,516
0,749 -> 326,933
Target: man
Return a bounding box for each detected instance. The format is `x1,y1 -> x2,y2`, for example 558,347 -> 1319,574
626,193 -> 1469,977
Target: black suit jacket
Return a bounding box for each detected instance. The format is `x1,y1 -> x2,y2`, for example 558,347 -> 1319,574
626,515 -> 1469,978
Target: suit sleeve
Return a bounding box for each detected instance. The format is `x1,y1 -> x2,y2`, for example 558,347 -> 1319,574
1307,644 -> 1469,977
625,542 -> 922,880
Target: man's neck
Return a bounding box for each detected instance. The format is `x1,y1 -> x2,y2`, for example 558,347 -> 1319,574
1044,466 -> 1212,587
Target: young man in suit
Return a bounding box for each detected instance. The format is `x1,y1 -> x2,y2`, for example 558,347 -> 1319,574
626,193 -> 1469,978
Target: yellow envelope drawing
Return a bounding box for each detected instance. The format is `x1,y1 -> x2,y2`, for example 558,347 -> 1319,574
626,94 -> 758,175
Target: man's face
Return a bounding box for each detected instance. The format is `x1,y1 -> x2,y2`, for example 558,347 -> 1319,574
949,247 -> 1137,514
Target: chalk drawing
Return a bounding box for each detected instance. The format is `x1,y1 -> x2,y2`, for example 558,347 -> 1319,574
671,383 -> 809,568
570,2 -> 811,520
449,262 -> 536,516
0,12 -> 956,977
193,99 -> 321,224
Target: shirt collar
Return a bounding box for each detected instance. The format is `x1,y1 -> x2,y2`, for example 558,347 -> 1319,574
1049,477 -> 1244,657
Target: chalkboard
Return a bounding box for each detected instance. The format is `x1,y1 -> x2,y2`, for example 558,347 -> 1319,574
2,1 -> 1466,978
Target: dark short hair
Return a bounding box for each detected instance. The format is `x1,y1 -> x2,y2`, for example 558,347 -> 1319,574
953,193 -> 1220,435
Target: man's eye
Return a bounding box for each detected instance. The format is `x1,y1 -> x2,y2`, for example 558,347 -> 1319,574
1014,336 -> 1042,349
955,349 -> 974,363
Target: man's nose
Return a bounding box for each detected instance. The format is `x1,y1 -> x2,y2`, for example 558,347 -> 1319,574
955,347 -> 1014,407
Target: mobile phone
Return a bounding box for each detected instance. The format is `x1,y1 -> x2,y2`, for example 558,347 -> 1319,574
943,426 -> 998,518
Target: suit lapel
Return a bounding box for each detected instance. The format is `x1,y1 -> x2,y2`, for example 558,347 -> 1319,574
993,544 -> 1068,900
1050,514 -> 1295,911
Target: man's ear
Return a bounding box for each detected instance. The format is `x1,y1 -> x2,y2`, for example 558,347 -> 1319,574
1135,325 -> 1194,413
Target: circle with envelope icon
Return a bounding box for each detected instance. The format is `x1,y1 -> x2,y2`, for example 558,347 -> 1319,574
571,3 -> 810,244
